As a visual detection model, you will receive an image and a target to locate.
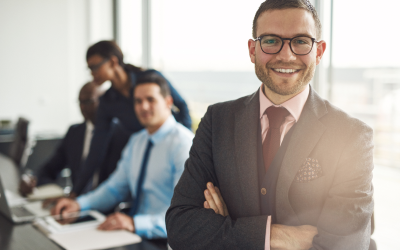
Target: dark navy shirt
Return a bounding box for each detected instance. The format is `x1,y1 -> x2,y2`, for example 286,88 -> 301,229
96,69 -> 192,133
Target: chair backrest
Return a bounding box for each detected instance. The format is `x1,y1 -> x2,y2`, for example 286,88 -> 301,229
8,117 -> 29,167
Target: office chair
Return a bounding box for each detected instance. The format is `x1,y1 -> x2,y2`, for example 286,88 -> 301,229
8,117 -> 29,167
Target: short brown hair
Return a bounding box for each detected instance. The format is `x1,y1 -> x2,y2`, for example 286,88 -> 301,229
134,72 -> 171,98
252,0 -> 322,40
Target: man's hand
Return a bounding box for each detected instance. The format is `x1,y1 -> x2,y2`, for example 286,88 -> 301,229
271,224 -> 318,250
97,212 -> 135,232
51,198 -> 80,216
19,175 -> 37,196
42,192 -> 77,209
203,182 -> 229,217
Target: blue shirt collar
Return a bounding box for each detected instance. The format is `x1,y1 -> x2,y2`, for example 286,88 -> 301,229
146,115 -> 176,144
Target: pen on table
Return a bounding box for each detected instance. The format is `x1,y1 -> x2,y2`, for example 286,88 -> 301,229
60,207 -> 65,220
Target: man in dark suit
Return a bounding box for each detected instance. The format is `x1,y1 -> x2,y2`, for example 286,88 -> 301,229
19,82 -> 107,197
166,1 -> 374,249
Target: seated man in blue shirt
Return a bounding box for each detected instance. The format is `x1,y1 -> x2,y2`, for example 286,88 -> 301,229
51,73 -> 194,239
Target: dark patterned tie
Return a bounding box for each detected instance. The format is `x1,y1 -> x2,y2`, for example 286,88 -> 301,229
263,106 -> 290,172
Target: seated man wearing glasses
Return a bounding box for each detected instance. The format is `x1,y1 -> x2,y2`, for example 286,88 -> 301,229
52,73 -> 193,241
166,1 -> 374,250
19,82 -> 110,198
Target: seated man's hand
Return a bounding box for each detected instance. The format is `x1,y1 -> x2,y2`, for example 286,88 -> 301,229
42,192 -> 77,209
19,175 -> 37,196
203,182 -> 229,217
97,212 -> 135,232
51,198 -> 80,216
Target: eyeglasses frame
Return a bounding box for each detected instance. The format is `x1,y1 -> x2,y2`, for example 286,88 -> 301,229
88,58 -> 110,72
253,35 -> 321,56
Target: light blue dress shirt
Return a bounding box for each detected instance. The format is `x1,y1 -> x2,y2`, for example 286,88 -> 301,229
76,115 -> 194,238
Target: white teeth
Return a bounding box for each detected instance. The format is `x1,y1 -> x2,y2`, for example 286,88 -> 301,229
274,68 -> 298,73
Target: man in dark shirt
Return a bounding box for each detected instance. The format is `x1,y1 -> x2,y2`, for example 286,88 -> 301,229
19,82 -> 105,197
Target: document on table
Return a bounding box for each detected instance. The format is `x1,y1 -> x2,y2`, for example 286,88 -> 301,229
48,228 -> 142,250
27,184 -> 64,200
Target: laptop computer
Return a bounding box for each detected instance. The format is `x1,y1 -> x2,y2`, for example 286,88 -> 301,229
0,175 -> 50,223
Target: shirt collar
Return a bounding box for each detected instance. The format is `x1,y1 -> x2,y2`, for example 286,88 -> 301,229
146,115 -> 176,144
85,120 -> 94,131
259,84 -> 310,122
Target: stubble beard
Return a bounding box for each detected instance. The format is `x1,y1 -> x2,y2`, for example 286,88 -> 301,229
255,59 -> 315,96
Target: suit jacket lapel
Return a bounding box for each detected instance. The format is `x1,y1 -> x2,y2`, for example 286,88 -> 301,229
234,90 -> 261,216
276,87 -> 328,225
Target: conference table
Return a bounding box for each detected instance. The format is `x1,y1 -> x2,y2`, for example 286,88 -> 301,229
0,153 -> 165,250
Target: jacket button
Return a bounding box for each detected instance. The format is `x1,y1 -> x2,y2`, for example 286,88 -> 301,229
261,188 -> 267,195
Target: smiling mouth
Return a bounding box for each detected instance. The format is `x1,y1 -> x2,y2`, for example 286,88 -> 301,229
272,68 -> 301,74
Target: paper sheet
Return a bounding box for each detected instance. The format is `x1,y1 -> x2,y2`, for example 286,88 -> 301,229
27,184 -> 64,200
49,228 -> 142,250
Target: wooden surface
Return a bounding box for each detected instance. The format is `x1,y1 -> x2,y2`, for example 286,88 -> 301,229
0,153 -> 165,250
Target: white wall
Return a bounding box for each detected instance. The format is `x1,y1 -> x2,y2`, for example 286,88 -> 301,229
0,0 -> 113,136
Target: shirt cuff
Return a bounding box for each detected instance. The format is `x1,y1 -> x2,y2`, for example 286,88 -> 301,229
76,196 -> 91,211
264,215 -> 272,250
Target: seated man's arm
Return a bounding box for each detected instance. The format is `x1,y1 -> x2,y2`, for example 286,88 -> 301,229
75,138 -> 133,213
132,136 -> 192,239
36,128 -> 71,185
166,106 -> 268,250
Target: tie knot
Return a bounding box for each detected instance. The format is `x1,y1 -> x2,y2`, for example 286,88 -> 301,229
266,106 -> 290,129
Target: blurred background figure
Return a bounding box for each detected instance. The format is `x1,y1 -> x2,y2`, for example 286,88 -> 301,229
19,82 -> 106,198
73,41 -> 192,195
52,73 -> 193,248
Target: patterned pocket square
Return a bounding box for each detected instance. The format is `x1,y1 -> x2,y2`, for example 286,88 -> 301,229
295,158 -> 323,183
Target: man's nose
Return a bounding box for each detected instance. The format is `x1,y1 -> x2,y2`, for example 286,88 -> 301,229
141,101 -> 150,110
275,41 -> 296,62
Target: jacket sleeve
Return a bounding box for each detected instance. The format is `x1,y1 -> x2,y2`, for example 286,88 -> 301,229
311,123 -> 374,250
37,128 -> 70,185
166,105 -> 267,250
76,135 -> 133,212
154,71 -> 192,130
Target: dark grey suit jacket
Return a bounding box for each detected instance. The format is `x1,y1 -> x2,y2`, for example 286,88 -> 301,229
166,87 -> 374,250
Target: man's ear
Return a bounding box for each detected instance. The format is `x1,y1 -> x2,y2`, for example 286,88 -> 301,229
110,55 -> 120,67
248,39 -> 256,64
315,40 -> 326,66
165,95 -> 173,109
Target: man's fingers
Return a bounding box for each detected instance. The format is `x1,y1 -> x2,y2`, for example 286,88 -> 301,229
51,200 -> 65,215
51,198 -> 79,216
204,201 -> 210,209
98,216 -> 114,230
204,189 -> 219,214
207,182 -> 225,216
215,187 -> 229,216
98,214 -> 124,231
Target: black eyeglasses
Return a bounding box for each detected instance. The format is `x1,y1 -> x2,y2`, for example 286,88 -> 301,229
254,35 -> 320,55
79,99 -> 96,106
88,58 -> 109,72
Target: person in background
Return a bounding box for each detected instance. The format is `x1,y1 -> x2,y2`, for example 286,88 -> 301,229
166,0 -> 374,249
19,82 -> 106,197
52,73 -> 193,245
73,40 -> 192,196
